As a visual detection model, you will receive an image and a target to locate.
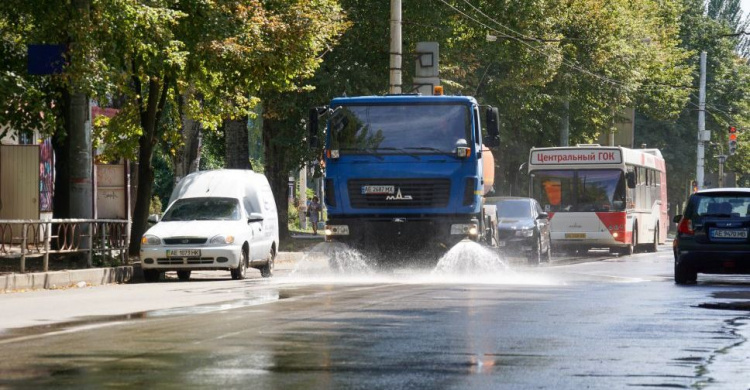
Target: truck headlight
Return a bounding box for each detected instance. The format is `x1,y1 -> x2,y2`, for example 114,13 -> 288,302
451,223 -> 478,236
515,229 -> 534,237
209,235 -> 235,244
325,225 -> 349,236
141,234 -> 162,246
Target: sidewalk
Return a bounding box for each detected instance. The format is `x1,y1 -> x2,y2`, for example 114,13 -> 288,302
0,252 -> 305,293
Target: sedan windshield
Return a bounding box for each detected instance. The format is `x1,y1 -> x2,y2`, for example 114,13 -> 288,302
496,200 -> 532,218
162,197 -> 241,221
329,103 -> 471,154
531,169 -> 626,212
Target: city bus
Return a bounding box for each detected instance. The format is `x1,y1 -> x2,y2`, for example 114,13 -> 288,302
528,145 -> 667,255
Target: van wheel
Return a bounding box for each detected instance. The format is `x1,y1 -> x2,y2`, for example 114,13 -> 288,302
260,249 -> 274,278
143,269 -> 161,283
231,249 -> 248,280
177,270 -> 191,281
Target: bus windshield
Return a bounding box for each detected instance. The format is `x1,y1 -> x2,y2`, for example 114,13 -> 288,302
329,104 -> 471,154
531,169 -> 626,212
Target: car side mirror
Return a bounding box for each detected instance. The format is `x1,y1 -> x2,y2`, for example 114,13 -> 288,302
147,214 -> 160,223
672,215 -> 682,223
484,106 -> 500,147
308,108 -> 319,149
537,212 -> 548,220
626,172 -> 636,189
248,212 -> 264,223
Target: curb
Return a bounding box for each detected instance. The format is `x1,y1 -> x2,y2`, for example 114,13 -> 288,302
1,266 -> 134,292
1,252 -> 304,292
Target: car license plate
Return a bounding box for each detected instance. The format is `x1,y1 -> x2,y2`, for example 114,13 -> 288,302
565,233 -> 586,239
167,249 -> 200,257
362,185 -> 395,195
710,229 -> 748,239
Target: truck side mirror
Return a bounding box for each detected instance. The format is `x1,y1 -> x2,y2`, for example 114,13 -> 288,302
626,171 -> 636,188
485,107 -> 500,147
308,108 -> 319,149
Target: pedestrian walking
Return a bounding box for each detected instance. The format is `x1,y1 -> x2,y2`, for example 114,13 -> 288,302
308,196 -> 322,234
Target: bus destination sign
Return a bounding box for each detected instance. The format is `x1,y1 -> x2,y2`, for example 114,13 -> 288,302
530,149 -> 622,165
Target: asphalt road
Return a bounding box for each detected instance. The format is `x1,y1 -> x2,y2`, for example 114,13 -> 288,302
0,242 -> 748,389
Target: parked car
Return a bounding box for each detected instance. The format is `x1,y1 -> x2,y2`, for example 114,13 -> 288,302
673,188 -> 750,284
140,169 -> 279,282
487,197 -> 551,265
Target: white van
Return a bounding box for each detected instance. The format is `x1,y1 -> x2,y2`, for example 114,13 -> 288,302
139,169 -> 279,282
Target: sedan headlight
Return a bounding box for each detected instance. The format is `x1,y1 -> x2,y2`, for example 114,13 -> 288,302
209,235 -> 235,245
141,234 -> 162,246
515,229 -> 534,237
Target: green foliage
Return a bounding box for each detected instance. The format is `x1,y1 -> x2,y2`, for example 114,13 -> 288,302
149,196 -> 163,215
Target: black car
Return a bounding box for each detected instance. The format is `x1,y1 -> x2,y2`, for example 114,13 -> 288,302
488,197 -> 551,265
673,188 -> 750,284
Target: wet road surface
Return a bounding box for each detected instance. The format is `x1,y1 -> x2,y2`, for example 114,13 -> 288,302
0,243 -> 748,389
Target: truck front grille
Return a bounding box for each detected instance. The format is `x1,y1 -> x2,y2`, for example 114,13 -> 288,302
347,179 -> 451,209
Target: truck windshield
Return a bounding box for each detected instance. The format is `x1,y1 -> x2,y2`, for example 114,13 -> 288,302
531,169 -> 626,212
162,197 -> 241,221
329,104 -> 471,154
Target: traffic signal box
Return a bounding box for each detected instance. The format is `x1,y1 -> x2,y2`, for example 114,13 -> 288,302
728,126 -> 737,155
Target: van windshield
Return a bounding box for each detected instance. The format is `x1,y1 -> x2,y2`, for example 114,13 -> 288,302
162,197 -> 241,221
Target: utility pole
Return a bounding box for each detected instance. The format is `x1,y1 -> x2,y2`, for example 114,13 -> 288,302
389,0 -> 402,94
696,51 -> 707,190
560,97 -> 569,146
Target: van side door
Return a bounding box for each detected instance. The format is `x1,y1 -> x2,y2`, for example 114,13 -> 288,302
243,196 -> 265,261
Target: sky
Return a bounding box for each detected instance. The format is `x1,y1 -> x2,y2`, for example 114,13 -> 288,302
743,0 -> 750,19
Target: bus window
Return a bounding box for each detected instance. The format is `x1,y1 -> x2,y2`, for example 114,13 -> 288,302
531,170 -> 575,212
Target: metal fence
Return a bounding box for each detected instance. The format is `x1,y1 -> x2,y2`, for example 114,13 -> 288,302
0,219 -> 131,273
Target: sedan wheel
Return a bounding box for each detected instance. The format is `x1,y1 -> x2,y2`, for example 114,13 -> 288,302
231,249 -> 248,280
527,235 -> 542,266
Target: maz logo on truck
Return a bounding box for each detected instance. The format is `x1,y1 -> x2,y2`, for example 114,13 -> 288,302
386,188 -> 413,201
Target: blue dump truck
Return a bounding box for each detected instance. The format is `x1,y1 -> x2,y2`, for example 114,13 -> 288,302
308,92 -> 500,265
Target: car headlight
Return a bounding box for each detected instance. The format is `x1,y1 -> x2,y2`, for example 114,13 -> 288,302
515,229 -> 534,237
141,234 -> 162,246
209,235 -> 235,244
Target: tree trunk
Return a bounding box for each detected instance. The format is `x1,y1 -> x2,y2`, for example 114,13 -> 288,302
173,117 -> 203,182
128,77 -> 169,256
224,116 -> 252,169
128,135 -> 155,255
172,92 -> 202,183
262,118 -> 290,240
52,90 -> 71,219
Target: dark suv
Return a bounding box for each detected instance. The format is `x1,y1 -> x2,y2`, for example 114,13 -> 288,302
673,188 -> 750,284
487,197 -> 551,265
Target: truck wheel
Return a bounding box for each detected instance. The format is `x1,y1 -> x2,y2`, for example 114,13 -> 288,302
260,249 -> 274,278
177,270 -> 191,281
231,249 -> 248,280
143,269 -> 161,283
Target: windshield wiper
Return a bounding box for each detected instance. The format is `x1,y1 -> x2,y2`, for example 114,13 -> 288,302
376,147 -> 420,160
404,146 -> 448,153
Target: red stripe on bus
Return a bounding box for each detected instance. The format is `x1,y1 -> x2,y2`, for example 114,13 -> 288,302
595,212 -> 628,243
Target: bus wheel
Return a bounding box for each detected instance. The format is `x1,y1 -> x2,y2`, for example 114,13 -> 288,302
648,226 -> 659,253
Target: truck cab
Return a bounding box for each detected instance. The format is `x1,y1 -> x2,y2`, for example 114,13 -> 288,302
309,94 -> 499,263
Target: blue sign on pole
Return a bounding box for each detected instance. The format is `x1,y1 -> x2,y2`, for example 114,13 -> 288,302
27,44 -> 66,75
